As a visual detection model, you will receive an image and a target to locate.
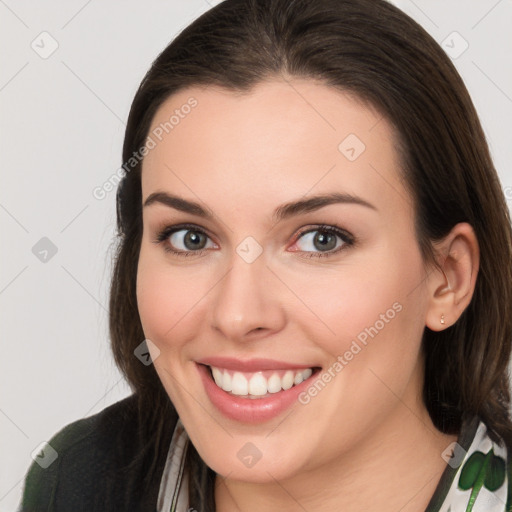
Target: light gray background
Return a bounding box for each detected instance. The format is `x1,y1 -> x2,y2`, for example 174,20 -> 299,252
1,0 -> 511,510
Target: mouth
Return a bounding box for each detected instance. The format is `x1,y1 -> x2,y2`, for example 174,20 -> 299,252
202,364 -> 322,399
195,356 -> 324,423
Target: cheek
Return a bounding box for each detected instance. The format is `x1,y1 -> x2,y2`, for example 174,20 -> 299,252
136,247 -> 188,349
288,261 -> 427,457
289,240 -> 428,380
136,264 -> 174,344
136,245 -> 217,356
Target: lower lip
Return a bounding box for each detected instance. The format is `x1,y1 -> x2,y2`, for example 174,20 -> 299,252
196,363 -> 320,424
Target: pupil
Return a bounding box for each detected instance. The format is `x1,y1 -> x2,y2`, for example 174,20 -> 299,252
185,231 -> 205,250
315,232 -> 335,251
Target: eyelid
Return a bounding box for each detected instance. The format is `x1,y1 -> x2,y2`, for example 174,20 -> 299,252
294,224 -> 354,243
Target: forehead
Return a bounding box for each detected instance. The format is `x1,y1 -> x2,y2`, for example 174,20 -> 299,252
141,79 -> 409,221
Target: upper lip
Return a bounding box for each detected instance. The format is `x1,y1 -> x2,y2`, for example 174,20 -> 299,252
196,356 -> 317,372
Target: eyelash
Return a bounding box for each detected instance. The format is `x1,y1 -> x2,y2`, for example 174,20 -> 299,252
152,223 -> 355,259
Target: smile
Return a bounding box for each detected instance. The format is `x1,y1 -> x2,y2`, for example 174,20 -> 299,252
209,365 -> 314,398
196,359 -> 322,423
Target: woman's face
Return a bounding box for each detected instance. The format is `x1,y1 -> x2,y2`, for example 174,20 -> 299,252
137,79 -> 434,482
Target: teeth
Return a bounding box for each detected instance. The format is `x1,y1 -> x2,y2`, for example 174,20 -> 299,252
223,372 -> 232,392
302,368 -> 313,380
248,373 -> 268,396
211,366 -> 223,387
209,366 -> 315,397
267,373 -> 282,393
231,372 -> 248,395
282,370 -> 294,390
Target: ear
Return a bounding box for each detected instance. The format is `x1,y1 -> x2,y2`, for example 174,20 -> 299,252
424,222 -> 479,332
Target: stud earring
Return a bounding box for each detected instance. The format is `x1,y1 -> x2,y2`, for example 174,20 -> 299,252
440,314 -> 445,325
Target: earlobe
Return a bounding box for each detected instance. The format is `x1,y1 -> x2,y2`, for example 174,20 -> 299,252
425,223 -> 479,332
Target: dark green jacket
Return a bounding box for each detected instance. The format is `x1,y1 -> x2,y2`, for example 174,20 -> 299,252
19,394 -> 177,512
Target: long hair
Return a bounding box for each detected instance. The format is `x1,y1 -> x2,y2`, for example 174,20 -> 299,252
110,0 -> 512,508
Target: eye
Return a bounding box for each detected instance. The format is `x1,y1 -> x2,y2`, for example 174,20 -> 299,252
153,224 -> 217,257
290,225 -> 354,258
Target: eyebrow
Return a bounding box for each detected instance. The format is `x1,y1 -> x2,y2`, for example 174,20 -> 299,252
143,191 -> 377,223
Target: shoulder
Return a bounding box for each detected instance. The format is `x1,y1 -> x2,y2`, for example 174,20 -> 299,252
19,393 -> 177,512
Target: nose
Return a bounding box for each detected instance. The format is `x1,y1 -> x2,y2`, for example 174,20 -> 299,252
210,249 -> 286,342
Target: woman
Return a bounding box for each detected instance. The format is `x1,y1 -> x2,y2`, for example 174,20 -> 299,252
20,0 -> 512,510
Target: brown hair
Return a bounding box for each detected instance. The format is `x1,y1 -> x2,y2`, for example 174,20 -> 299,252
110,0 -> 512,508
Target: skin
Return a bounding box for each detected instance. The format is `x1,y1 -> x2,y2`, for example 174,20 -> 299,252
136,78 -> 479,511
